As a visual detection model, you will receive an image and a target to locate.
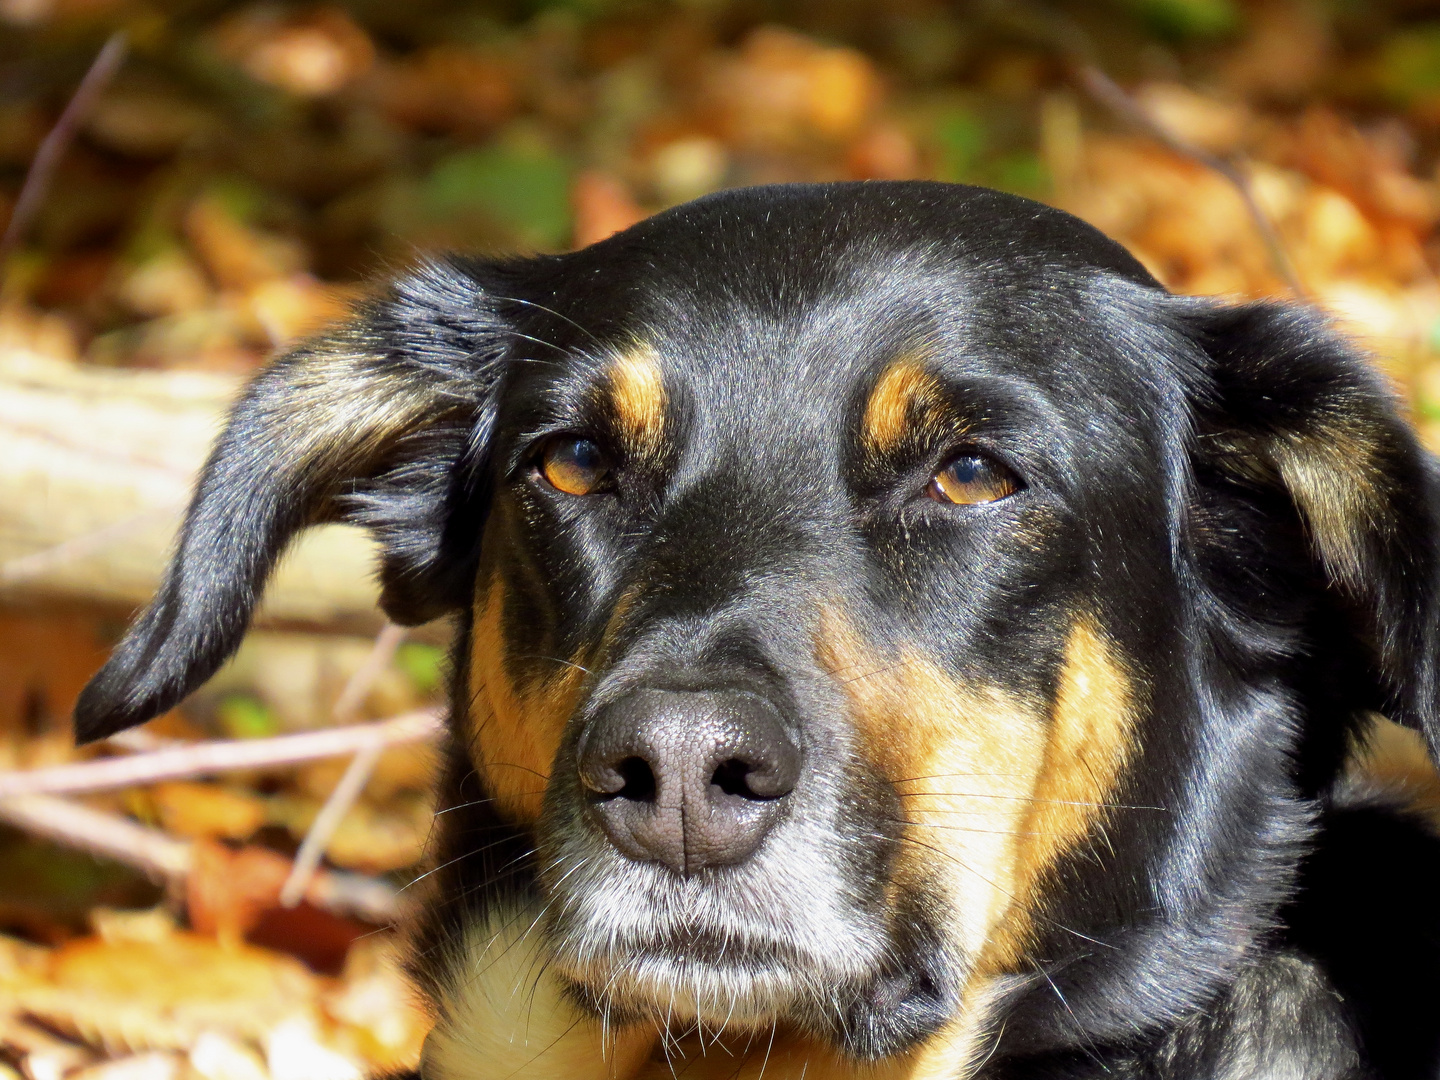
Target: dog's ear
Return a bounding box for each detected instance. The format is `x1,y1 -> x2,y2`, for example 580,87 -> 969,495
75,259 -> 513,743
1180,298 -> 1440,757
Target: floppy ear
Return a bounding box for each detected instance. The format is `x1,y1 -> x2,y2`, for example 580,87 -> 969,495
74,259 -> 512,743
1180,298 -> 1440,758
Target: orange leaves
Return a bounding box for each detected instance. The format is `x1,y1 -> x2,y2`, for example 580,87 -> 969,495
705,27 -> 883,152
0,910 -> 427,1079
214,9 -> 375,99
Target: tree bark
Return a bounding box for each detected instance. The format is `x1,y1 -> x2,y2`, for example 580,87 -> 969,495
0,348 -> 383,629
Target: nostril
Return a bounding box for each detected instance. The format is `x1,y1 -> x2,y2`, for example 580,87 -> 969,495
614,756 -> 656,802
709,758 -> 791,800
710,758 -> 753,798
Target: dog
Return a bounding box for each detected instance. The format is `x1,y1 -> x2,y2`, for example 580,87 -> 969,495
76,181 -> 1440,1079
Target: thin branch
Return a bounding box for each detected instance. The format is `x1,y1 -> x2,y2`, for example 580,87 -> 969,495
1072,63 -> 1307,298
0,32 -> 128,266
968,1 -> 1304,298
0,708 -> 443,800
0,793 -> 404,923
0,792 -> 192,882
279,739 -> 384,908
330,623 -> 408,724
279,623 -> 409,906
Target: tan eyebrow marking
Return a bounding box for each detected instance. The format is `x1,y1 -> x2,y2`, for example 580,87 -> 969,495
862,355 -> 956,454
607,343 -> 665,455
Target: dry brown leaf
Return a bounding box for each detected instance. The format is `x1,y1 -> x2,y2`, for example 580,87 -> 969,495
69,1051 -> 182,1080
149,784 -> 267,843
322,937 -> 427,1073
19,931 -> 318,1052
571,170 -> 646,247
184,200 -> 306,293
185,843 -> 291,941
706,26 -> 881,150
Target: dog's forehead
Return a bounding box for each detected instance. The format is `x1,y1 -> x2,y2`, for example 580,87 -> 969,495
505,183 -> 1161,438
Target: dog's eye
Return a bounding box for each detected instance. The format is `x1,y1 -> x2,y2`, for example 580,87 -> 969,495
540,437 -> 615,496
927,453 -> 1021,505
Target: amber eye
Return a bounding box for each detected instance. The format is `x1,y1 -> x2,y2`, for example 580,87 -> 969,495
539,437 -> 614,496
927,453 -> 1021,505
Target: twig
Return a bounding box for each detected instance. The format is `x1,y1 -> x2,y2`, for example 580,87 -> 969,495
0,793 -> 404,923
1073,64 -> 1307,298
279,739 -> 384,907
330,623 -> 408,724
0,792 -> 191,882
279,623 -> 408,906
0,708 -> 443,799
967,0 -> 1304,298
0,32 -> 128,266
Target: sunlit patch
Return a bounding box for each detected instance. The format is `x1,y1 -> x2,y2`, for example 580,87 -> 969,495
979,614 -> 1140,970
423,901 -> 656,1080
467,574 -> 587,821
607,343 -> 666,456
863,355 -> 957,455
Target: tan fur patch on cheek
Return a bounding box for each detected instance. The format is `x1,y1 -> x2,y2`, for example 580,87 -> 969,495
608,344 -> 665,456
862,356 -> 956,456
816,610 -> 1139,1070
981,615 -> 1139,970
816,611 -> 1046,964
468,575 -> 586,822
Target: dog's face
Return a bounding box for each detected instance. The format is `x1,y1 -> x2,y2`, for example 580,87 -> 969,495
472,215 -> 1164,1050
77,183 -> 1440,1074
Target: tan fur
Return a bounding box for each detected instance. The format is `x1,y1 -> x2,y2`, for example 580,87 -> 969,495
816,608 -> 1138,1075
265,350 -> 464,478
422,903 -> 656,1080
1347,714 -> 1440,825
863,356 -> 957,455
468,574 -> 586,822
818,607 -> 1045,963
631,1033 -> 913,1080
980,616 -> 1140,969
608,346 -> 666,456
1269,428 -> 1382,590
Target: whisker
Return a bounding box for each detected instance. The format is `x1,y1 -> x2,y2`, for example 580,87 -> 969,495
894,793 -> 1168,812
494,295 -> 608,350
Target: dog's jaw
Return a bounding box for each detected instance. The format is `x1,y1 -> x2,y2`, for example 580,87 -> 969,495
538,816 -> 898,1038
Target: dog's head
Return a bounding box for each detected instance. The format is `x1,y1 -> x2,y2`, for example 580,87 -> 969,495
77,183 -> 1440,1072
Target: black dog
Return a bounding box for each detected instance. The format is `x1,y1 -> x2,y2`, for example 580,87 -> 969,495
77,182 -> 1440,1079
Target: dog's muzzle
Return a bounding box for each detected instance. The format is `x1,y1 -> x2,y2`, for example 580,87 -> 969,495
576,689 -> 802,875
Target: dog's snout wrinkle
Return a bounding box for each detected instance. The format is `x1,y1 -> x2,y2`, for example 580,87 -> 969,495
577,689 -> 800,874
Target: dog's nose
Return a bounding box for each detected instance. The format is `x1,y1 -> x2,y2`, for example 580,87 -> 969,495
577,690 -> 800,874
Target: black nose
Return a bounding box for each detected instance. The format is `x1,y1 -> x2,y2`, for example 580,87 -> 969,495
576,690 -> 801,874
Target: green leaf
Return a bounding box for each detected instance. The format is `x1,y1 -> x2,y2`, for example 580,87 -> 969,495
215,694 -> 279,739
932,108 -> 986,183
1123,0 -> 1240,42
1377,26 -> 1440,105
396,642 -> 447,696
422,143 -> 572,250
993,151 -> 1049,197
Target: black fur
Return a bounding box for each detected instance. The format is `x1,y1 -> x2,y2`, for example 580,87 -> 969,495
77,182 -> 1440,1078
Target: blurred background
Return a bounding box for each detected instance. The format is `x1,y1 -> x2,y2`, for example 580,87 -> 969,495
4,1 -> 1440,1078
